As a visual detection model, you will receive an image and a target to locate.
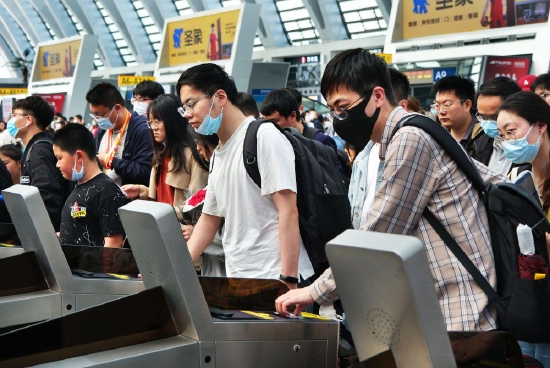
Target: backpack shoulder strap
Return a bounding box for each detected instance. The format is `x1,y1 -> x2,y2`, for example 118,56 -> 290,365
390,114 -> 485,192
243,119 -> 282,188
303,127 -> 320,140
25,139 -> 52,163
423,208 -> 500,302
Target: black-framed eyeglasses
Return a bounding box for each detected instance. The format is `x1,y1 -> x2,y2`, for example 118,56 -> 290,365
329,93 -> 368,121
131,97 -> 152,105
147,119 -> 162,129
177,94 -> 211,116
89,106 -> 115,120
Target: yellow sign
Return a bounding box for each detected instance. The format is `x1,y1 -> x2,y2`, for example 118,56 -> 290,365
0,88 -> 28,95
118,75 -> 157,87
36,39 -> 82,81
161,9 -> 241,67
401,0 -> 550,39
376,53 -> 393,64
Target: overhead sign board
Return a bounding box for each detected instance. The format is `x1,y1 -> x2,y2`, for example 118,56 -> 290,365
0,88 -> 28,95
433,67 -> 457,82
376,53 -> 393,64
404,69 -> 434,84
159,9 -> 241,67
118,76 -> 156,87
483,56 -> 532,82
35,39 -> 82,81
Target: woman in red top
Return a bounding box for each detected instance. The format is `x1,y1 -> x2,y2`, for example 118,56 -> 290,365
121,94 -> 209,222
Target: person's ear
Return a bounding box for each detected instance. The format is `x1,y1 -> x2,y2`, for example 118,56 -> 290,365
463,99 -> 473,111
372,86 -> 386,108
214,90 -> 228,107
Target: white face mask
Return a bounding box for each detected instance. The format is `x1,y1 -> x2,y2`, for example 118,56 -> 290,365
133,101 -> 148,116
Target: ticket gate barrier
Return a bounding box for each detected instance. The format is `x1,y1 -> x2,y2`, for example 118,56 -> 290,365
0,185 -> 143,330
0,222 -> 23,259
0,200 -> 339,367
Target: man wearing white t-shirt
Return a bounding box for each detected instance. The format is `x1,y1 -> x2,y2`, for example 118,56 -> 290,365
177,64 -> 314,288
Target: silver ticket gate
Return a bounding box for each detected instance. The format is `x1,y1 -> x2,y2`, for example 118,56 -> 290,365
0,200 -> 339,367
0,185 -> 144,329
326,230 -> 456,367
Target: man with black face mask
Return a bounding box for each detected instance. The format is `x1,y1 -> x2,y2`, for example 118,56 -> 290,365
276,48 -> 503,334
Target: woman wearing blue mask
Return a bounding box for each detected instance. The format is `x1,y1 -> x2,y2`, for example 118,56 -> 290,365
121,94 -> 209,222
496,91 -> 550,367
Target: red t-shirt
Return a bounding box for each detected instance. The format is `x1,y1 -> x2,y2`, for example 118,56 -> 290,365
156,157 -> 175,205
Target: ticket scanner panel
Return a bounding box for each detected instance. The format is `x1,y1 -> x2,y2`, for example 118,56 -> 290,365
0,185 -> 143,329
326,230 -> 456,367
0,200 -> 338,367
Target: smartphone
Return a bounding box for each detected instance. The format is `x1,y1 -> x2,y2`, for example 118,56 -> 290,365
513,170 -> 539,202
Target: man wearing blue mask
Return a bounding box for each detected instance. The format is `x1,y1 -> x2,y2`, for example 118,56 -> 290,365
131,80 -> 164,116
86,82 -> 152,187
177,63 -> 314,286
475,77 -> 522,177
8,96 -> 71,231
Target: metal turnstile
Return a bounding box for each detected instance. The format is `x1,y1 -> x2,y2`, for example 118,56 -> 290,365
0,185 -> 144,329
327,230 -> 457,367
0,200 -> 339,367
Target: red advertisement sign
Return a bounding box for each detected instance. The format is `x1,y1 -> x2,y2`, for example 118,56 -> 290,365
483,56 -> 532,83
33,93 -> 67,114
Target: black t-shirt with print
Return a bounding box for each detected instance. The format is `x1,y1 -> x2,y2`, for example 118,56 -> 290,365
59,173 -> 130,247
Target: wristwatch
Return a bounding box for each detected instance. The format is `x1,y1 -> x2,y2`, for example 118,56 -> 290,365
279,274 -> 299,284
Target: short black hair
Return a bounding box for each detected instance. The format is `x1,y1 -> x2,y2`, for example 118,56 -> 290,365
12,95 -> 54,130
260,89 -> 300,119
85,82 -> 124,107
433,75 -> 475,102
133,80 -> 165,100
75,114 -> 82,120
283,87 -> 303,105
476,76 -> 521,101
51,123 -> 96,160
0,143 -> 22,162
389,68 -> 410,102
531,73 -> 550,92
321,48 -> 396,106
176,63 -> 238,104
236,92 -> 259,118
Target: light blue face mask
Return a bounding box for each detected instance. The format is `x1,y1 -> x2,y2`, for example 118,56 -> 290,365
430,108 -> 437,116
71,156 -> 84,182
502,125 -> 542,164
480,120 -> 499,138
6,116 -> 28,138
97,108 -> 116,130
196,97 -> 223,135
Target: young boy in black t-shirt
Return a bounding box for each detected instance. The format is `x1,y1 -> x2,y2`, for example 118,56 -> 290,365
52,124 -> 130,247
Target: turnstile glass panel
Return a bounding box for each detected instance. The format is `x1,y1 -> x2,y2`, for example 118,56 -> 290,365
0,251 -> 48,297
0,222 -> 20,246
61,244 -> 140,279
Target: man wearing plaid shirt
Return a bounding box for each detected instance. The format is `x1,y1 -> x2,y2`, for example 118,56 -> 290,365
276,48 -> 502,332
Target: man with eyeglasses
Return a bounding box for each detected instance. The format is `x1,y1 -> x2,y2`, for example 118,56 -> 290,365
474,76 -> 521,177
86,82 -> 152,187
176,63 -> 314,287
7,96 -> 71,231
530,73 -> 550,106
432,75 -> 482,157
276,48 -> 502,334
131,80 -> 165,116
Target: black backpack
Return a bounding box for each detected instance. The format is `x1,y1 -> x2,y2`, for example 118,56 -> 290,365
391,114 -> 550,343
243,119 -> 352,271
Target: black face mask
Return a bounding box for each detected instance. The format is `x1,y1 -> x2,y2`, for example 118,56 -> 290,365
333,93 -> 380,150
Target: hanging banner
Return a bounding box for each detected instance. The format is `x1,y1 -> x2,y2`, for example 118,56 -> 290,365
402,0 -> 550,40
483,56 -> 532,82
160,9 -> 241,67
36,39 -> 82,81
34,93 -> 67,114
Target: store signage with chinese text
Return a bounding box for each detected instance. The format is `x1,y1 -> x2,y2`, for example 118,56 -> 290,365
404,69 -> 434,84
160,9 -> 240,67
0,88 -> 28,95
36,39 -> 82,81
402,0 -> 550,40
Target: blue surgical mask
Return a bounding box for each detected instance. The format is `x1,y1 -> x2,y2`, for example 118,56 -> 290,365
6,116 -> 28,138
196,97 -> 223,135
502,125 -> 541,164
71,156 -> 84,182
480,120 -> 499,138
97,109 -> 116,130
430,108 -> 437,116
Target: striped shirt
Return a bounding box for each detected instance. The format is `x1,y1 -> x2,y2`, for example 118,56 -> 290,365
310,107 -> 501,331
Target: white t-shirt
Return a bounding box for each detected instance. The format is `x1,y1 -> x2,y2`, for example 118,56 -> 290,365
202,117 -> 314,280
